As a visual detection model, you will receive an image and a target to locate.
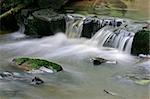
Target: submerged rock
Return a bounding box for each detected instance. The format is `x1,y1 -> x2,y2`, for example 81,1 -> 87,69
0,71 -> 44,85
0,71 -> 27,81
91,57 -> 107,65
12,58 -> 63,73
31,77 -> 44,85
0,71 -> 14,80
116,64 -> 150,85
138,54 -> 150,59
91,57 -> 117,65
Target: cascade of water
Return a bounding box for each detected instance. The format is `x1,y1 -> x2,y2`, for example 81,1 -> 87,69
90,26 -> 135,53
90,27 -> 114,46
118,36 -> 130,51
0,23 -> 26,41
65,14 -> 85,38
124,37 -> 134,53
65,14 -> 138,53
10,23 -> 25,39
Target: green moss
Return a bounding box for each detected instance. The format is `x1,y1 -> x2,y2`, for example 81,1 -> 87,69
131,29 -> 150,55
25,11 -> 66,37
25,17 -> 53,36
13,58 -> 63,72
13,58 -> 29,65
135,80 -> 150,85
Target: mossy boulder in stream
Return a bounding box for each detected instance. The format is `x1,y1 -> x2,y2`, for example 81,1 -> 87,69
25,9 -> 66,37
131,29 -> 150,55
12,58 -> 63,73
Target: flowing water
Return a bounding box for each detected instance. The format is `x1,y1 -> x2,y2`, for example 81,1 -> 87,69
0,15 -> 149,99
66,14 -> 85,38
91,27 -> 135,53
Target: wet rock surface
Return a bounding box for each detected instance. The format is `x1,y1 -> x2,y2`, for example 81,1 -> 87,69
0,71 -> 14,80
81,17 -> 101,38
0,71 -> 30,81
91,57 -> 108,65
131,29 -> 150,55
25,9 -> 66,37
0,0 -> 69,34
91,57 -> 117,65
31,76 -> 44,85
81,17 -> 124,38
12,58 -> 63,73
0,71 -> 44,85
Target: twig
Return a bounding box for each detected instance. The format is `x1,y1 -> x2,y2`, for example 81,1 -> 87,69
0,4 -> 25,19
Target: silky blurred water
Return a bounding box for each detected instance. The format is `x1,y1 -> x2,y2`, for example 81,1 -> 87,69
0,33 -> 149,99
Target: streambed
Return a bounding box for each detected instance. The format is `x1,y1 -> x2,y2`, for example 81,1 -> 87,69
0,32 -> 149,99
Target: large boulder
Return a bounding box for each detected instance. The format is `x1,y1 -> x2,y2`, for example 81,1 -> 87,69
131,29 -> 150,55
0,71 -> 44,85
0,15 -> 19,33
81,17 -> 101,38
12,58 -> 63,73
0,0 -> 68,34
80,17 -> 124,38
25,9 -> 66,37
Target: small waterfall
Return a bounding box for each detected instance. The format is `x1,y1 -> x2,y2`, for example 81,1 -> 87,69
64,14 -> 143,53
90,27 -> 113,46
0,23 -> 26,41
10,23 -> 25,39
65,14 -> 85,38
124,37 -> 134,53
90,27 -> 135,53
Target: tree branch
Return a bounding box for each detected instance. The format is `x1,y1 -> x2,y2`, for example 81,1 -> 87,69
0,4 -> 26,19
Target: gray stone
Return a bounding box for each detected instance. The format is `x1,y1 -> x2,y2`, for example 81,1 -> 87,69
25,9 -> 66,37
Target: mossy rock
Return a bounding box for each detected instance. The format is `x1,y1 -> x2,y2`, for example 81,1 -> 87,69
131,29 -> 150,55
12,58 -> 63,72
25,9 -> 66,37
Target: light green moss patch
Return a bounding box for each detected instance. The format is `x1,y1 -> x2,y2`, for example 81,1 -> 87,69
13,58 -> 63,72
